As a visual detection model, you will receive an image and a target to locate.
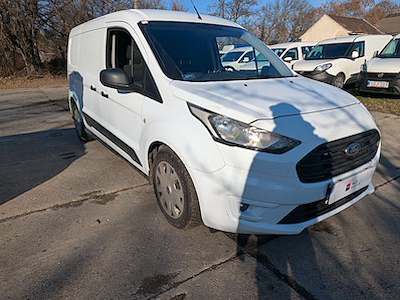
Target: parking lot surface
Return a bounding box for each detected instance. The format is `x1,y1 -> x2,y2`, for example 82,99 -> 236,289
1,87 -> 399,299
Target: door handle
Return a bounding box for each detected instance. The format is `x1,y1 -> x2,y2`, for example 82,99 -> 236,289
90,85 -> 96,91
101,91 -> 109,98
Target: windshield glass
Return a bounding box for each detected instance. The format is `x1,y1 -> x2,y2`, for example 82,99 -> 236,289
221,51 -> 244,62
139,21 -> 293,82
379,38 -> 400,58
306,42 -> 353,60
271,48 -> 286,57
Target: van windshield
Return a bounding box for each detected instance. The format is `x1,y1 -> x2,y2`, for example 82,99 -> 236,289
306,42 -> 352,60
378,38 -> 400,58
139,21 -> 293,82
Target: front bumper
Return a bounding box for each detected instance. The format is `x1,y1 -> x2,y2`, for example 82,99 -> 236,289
189,136 -> 380,235
297,70 -> 335,85
357,71 -> 400,95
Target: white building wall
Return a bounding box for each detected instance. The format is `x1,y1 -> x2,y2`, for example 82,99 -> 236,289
301,15 -> 350,42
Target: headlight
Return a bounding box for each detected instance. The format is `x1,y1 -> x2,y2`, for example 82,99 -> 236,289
188,104 -> 300,153
360,63 -> 367,72
314,63 -> 332,73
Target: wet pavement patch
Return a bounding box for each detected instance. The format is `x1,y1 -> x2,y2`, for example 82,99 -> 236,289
134,272 -> 180,296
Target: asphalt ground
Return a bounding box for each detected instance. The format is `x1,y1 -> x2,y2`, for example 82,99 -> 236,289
0,87 -> 399,299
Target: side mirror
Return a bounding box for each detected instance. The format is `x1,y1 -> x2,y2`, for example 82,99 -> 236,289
284,56 -> 293,62
242,57 -> 250,63
100,68 -> 130,90
372,50 -> 378,58
351,50 -> 359,59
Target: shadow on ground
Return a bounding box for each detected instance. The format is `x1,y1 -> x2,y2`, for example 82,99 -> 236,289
0,128 -> 85,205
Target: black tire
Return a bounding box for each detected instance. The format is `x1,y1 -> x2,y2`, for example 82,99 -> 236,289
332,74 -> 345,89
71,102 -> 92,142
152,146 -> 201,229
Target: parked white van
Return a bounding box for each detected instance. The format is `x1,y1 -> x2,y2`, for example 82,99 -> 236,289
220,46 -> 254,71
357,34 -> 400,95
270,41 -> 316,66
68,10 -> 381,234
293,35 -> 392,88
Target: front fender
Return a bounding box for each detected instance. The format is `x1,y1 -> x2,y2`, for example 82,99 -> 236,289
140,117 -> 225,175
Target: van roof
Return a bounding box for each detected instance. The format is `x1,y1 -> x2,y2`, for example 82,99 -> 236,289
317,34 -> 392,45
270,41 -> 316,48
70,9 -> 242,36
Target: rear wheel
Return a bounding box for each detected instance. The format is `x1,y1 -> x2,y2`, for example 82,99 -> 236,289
152,146 -> 201,229
72,102 -> 92,141
332,74 -> 345,89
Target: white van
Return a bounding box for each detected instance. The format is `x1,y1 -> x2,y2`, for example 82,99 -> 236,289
357,34 -> 400,95
293,35 -> 392,88
220,46 -> 254,71
68,10 -> 381,235
270,41 -> 316,66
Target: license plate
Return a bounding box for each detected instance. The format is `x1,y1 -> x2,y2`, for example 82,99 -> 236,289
366,80 -> 389,88
327,168 -> 374,205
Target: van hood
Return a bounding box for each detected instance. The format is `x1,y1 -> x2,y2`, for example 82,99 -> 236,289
170,76 -> 359,123
366,57 -> 400,73
292,59 -> 333,72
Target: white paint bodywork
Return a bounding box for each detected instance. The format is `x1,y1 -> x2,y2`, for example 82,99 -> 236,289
68,10 -> 381,234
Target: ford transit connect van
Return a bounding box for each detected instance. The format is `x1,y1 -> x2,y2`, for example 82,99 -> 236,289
293,35 -> 392,88
68,10 -> 381,234
357,34 -> 400,95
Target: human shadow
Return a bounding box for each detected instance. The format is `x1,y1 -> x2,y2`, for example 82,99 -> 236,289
236,102 -> 329,298
0,128 -> 85,205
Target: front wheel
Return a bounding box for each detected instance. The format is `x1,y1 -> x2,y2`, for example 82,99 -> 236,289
152,146 -> 201,229
332,74 -> 345,89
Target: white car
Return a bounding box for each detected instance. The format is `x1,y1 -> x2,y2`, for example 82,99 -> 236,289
220,46 -> 254,71
357,33 -> 400,95
270,41 -> 316,66
68,9 -> 381,234
293,34 -> 392,88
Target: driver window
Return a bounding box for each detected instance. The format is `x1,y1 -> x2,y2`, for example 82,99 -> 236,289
283,48 -> 298,60
107,29 -> 144,88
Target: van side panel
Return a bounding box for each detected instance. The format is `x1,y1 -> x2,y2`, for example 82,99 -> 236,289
77,28 -> 106,125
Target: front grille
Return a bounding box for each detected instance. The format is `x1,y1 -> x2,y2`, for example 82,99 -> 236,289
278,186 -> 368,224
297,129 -> 380,183
367,72 -> 398,79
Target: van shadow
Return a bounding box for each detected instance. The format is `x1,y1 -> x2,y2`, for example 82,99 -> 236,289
0,128 -> 85,205
236,102 -> 328,298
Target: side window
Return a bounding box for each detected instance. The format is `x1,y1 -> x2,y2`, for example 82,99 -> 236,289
107,29 -> 143,88
348,41 -> 365,57
240,51 -> 254,63
283,48 -> 298,60
301,46 -> 313,59
106,28 -> 161,102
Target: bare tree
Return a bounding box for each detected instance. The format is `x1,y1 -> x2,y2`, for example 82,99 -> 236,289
365,0 -> 400,23
253,0 -> 318,44
322,0 -> 400,22
0,0 -> 43,75
137,0 -> 166,9
170,0 -> 188,11
208,0 -> 257,24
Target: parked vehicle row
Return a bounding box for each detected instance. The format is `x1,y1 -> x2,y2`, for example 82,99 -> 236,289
68,9 -> 381,235
223,34 -> 398,95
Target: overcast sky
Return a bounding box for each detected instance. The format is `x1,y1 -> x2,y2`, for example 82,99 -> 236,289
180,0 -> 329,13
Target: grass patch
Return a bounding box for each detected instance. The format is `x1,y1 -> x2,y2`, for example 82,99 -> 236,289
0,75 -> 67,89
344,86 -> 399,116
357,96 -> 400,116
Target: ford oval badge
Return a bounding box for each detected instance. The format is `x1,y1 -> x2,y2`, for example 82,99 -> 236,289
345,142 -> 362,157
